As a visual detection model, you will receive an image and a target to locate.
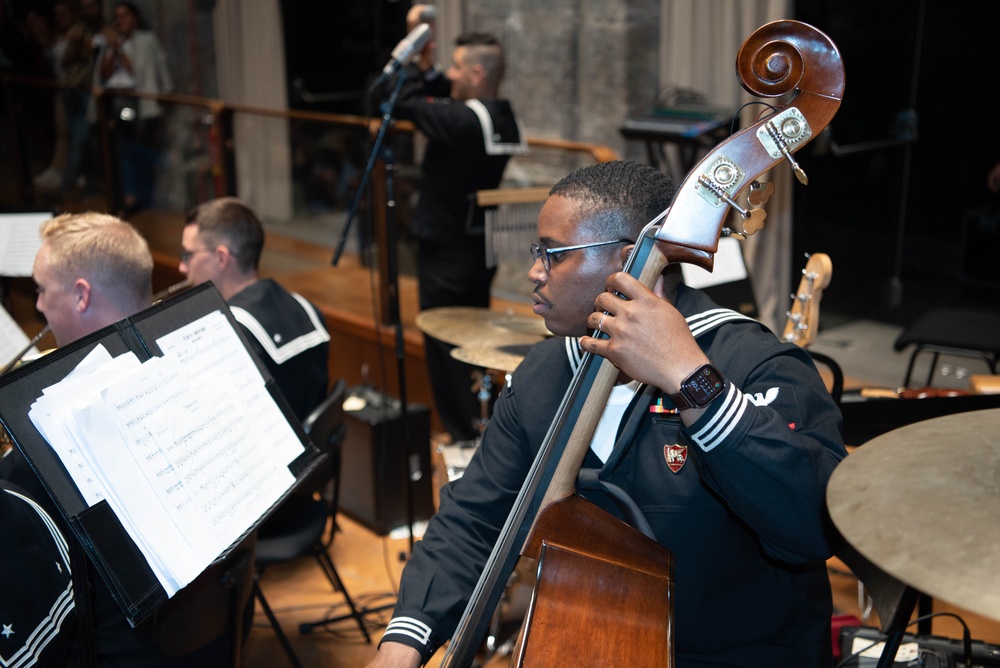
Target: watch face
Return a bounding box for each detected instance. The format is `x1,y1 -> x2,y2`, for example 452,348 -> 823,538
684,365 -> 724,406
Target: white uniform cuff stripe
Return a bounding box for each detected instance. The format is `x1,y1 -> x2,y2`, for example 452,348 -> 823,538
692,384 -> 747,451
385,617 -> 433,645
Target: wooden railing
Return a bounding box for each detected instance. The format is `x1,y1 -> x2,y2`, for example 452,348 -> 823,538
1,74 -> 617,324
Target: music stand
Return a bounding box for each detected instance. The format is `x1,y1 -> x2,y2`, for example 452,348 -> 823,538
0,284 -> 326,663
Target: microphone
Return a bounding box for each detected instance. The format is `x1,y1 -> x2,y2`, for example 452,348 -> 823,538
373,23 -> 433,86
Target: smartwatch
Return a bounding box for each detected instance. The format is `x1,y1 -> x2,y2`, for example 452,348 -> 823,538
667,364 -> 726,410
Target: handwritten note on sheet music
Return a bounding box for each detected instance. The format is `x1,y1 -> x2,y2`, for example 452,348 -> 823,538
27,310 -> 304,597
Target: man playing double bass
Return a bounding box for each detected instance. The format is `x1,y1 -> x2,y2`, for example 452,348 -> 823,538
369,160 -> 847,667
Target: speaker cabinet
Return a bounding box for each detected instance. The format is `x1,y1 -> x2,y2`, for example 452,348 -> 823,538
339,390 -> 434,535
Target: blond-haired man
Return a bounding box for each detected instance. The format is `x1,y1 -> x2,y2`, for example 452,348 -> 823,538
32,211 -> 152,346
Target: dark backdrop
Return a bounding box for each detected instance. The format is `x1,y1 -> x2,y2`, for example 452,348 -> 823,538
792,0 -> 1000,326
281,0 -> 408,116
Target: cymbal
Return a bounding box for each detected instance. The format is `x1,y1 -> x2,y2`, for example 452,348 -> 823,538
450,343 -> 535,371
415,307 -> 544,348
827,408 -> 1000,622
489,313 -> 552,338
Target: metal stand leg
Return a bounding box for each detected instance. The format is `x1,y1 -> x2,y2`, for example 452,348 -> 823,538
252,578 -> 303,668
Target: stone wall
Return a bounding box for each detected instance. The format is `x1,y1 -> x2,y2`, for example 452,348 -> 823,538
469,0 -> 661,168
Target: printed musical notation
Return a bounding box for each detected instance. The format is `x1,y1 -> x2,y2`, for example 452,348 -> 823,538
28,310 -> 301,597
0,211 -> 49,276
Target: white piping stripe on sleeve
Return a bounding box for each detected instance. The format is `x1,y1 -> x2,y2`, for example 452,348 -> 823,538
465,99 -> 529,156
687,309 -> 754,338
384,616 -> 433,645
691,384 -> 738,445
692,384 -> 748,451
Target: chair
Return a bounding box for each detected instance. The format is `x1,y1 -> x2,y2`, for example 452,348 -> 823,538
893,308 -> 1000,388
252,380 -> 370,668
809,350 -> 844,407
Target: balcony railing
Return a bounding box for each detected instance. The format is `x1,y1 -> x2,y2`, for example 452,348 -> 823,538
1,73 -> 616,323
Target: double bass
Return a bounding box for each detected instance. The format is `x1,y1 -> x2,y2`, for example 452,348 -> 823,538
442,20 -> 845,667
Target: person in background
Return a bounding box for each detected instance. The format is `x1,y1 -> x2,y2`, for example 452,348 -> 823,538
2,211 -> 255,667
391,6 -> 528,443
54,0 -> 99,199
97,1 -> 172,213
181,197 -> 331,421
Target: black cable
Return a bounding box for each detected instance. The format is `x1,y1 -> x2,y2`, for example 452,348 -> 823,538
833,611 -> 972,668
910,612 -> 972,668
833,638 -> 883,668
730,100 -> 778,136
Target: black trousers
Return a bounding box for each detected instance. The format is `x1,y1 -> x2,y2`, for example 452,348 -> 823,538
417,238 -> 497,442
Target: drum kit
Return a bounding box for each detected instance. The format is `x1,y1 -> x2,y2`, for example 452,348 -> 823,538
414,306 -> 551,370
416,306 -> 551,480
826,407 -> 1000,624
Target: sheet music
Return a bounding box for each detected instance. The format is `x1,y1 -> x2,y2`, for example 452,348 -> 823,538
0,212 -> 49,277
31,346 -> 136,506
681,236 -> 749,288
27,311 -> 303,597
156,310 -> 307,465
0,305 -> 38,369
96,356 -> 294,591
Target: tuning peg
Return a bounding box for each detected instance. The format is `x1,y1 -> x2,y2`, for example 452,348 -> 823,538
741,208 -> 766,235
765,119 -> 809,185
748,181 -> 775,206
697,174 -> 768,236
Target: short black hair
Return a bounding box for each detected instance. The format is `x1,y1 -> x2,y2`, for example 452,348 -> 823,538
455,32 -> 505,85
185,197 -> 264,273
455,32 -> 501,48
549,160 -> 676,241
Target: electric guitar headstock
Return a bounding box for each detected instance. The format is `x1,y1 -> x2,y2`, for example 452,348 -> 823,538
782,252 -> 832,348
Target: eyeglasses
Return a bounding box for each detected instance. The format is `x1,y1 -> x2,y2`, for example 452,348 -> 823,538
529,239 -> 631,271
179,247 -> 215,264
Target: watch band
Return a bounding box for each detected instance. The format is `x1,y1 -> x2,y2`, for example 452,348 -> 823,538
667,364 -> 726,410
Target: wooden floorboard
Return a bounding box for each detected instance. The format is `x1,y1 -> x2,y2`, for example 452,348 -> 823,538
7,206 -> 999,666
245,499 -> 1000,667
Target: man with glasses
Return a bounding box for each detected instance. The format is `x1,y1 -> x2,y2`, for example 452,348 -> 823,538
3,211 -> 256,667
368,160 -> 846,667
182,197 -> 330,421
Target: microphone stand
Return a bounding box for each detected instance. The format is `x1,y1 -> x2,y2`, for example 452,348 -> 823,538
332,71 -> 417,553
